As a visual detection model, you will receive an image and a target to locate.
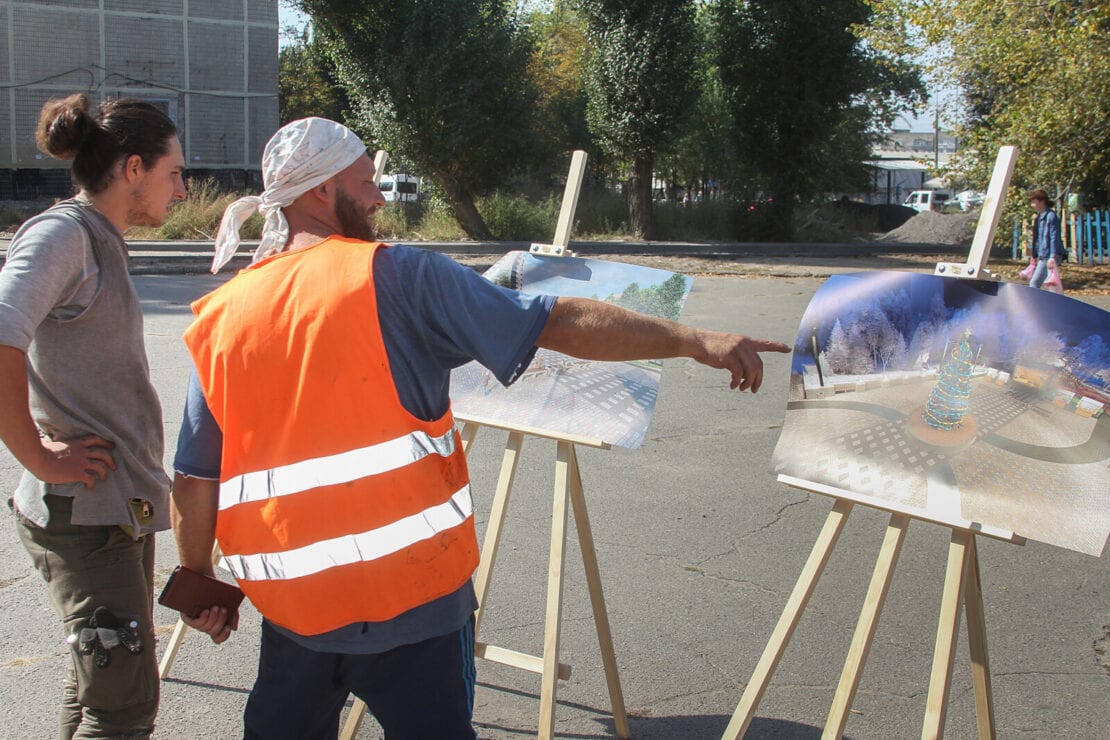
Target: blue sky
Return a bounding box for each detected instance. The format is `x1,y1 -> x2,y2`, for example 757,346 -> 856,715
279,3 -> 309,46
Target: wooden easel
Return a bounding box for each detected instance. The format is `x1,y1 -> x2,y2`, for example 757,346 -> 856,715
462,414 -> 630,739
340,415 -> 630,740
722,147 -> 1021,739
341,149 -> 629,739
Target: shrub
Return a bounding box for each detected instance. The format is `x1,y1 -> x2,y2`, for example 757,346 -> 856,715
574,188 -> 628,239
411,205 -> 467,241
373,202 -> 421,241
654,199 -> 742,241
0,203 -> 43,234
478,192 -> 559,241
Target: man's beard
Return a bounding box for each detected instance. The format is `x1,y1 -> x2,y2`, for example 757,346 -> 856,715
126,186 -> 164,228
335,189 -> 376,241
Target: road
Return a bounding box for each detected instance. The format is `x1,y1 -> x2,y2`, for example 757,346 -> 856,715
0,268 -> 1107,739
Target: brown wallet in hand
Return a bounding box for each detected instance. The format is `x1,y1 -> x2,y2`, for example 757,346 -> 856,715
158,565 -> 245,620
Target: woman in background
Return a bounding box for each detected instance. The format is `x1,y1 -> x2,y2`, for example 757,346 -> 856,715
1027,188 -> 1065,289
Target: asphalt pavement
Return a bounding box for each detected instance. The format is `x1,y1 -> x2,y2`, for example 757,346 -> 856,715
0,248 -> 1107,739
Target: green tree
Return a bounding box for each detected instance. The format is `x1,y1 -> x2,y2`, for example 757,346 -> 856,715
297,0 -> 539,239
525,3 -> 593,171
665,5 -> 739,201
578,0 -> 701,240
866,0 -> 1110,204
713,0 -> 925,239
278,26 -> 350,124
607,273 -> 688,319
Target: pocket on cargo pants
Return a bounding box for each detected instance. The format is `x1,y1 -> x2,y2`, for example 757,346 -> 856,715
64,605 -> 158,715
17,503 -> 159,731
60,527 -> 158,721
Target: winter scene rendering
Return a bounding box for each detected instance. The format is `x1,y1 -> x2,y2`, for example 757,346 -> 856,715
451,252 -> 693,449
774,271 -> 1110,556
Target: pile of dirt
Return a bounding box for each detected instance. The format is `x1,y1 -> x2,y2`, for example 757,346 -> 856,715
879,210 -> 977,245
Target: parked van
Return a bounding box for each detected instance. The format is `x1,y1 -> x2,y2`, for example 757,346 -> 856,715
379,173 -> 420,203
903,189 -> 951,213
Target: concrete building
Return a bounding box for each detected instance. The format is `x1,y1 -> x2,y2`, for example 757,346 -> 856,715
862,113 -> 959,205
0,0 -> 279,199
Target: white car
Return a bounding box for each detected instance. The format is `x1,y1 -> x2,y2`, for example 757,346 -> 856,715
903,190 -> 951,213
954,190 -> 986,211
379,174 -> 421,203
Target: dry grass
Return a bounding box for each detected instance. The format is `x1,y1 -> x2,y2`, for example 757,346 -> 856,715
127,178 -> 263,241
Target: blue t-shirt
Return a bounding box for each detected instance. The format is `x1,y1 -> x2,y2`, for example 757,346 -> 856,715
174,243 -> 555,654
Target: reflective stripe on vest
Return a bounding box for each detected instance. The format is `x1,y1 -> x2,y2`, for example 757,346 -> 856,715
218,426 -> 459,511
223,485 -> 473,581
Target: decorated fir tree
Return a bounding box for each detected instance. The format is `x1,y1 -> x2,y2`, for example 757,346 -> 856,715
922,331 -> 975,431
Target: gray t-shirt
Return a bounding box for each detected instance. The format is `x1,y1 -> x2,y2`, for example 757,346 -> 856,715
0,213 -> 100,344
0,201 -> 170,533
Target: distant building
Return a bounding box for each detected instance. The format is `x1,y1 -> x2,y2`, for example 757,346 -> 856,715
0,0 -> 279,199
863,113 -> 960,205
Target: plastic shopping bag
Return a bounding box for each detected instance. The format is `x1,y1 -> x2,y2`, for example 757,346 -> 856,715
1043,265 -> 1064,294
1018,257 -> 1037,280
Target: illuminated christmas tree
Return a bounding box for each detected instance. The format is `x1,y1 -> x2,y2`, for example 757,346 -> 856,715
922,331 -> 974,431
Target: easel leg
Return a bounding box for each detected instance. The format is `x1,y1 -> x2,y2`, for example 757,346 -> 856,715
474,431 -> 525,634
963,537 -> 996,739
922,529 -> 973,739
460,421 -> 480,455
721,498 -> 854,740
157,619 -> 189,679
158,543 -> 223,679
538,441 -> 573,740
566,445 -> 630,739
824,513 -> 911,738
339,700 -> 368,740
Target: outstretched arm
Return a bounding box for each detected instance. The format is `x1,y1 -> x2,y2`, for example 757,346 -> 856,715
536,297 -> 791,393
171,473 -> 236,643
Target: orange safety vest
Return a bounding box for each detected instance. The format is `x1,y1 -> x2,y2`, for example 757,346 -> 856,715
184,238 -> 479,635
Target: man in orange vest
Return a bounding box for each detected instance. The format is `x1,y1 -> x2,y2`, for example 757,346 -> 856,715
171,118 -> 790,739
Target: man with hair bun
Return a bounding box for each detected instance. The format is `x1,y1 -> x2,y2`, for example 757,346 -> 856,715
0,93 -> 185,738
172,117 -> 789,738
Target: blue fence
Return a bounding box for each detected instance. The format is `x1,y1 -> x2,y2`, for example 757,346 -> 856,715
1012,209 -> 1109,264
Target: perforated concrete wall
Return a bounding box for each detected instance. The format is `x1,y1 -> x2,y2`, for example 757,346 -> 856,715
0,0 -> 278,172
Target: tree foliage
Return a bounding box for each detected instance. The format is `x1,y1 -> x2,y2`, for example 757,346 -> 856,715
663,4 -> 740,202
577,0 -> 701,240
296,0 -> 539,239
713,0 -> 925,239
278,26 -> 350,125
524,4 -> 593,176
865,0 -> 1110,203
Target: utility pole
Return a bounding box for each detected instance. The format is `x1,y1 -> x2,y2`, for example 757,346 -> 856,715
934,107 -> 940,170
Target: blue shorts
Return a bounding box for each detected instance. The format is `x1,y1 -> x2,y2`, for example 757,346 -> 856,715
244,616 -> 477,739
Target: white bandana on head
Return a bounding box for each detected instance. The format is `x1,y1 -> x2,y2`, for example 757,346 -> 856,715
210,117 -> 367,273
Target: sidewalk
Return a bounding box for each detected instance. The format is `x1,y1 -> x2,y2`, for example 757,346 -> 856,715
116,239 -> 1110,293
3,237 -> 1108,292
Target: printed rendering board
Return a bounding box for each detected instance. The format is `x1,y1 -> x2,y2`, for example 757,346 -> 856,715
774,271 -> 1110,556
450,251 -> 693,449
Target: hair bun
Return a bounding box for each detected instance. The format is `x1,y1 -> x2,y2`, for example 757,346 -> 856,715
35,93 -> 98,160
